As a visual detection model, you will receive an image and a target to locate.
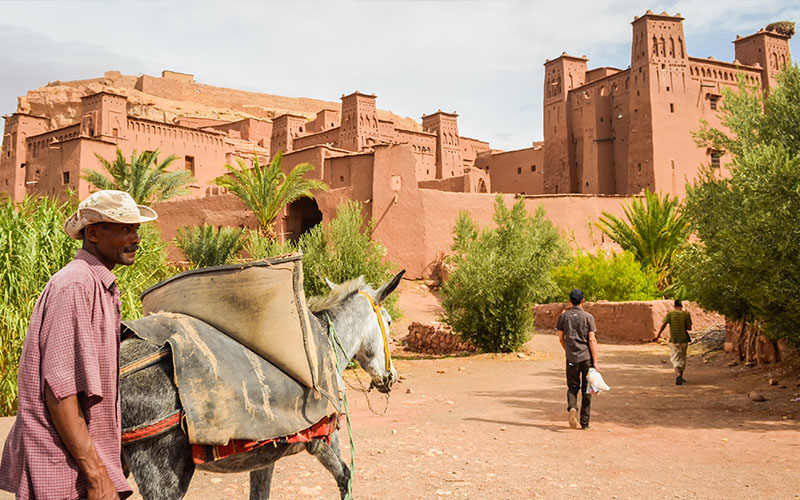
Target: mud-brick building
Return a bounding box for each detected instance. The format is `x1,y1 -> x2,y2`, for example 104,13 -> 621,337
479,11 -> 793,197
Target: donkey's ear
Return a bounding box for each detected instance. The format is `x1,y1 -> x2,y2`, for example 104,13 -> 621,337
324,277 -> 337,290
375,270 -> 405,304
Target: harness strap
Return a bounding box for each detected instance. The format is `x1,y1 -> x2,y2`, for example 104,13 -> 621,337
358,292 -> 392,372
122,410 -> 183,444
120,347 -> 170,377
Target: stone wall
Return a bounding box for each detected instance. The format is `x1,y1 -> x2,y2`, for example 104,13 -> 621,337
534,300 -> 725,343
403,322 -> 477,355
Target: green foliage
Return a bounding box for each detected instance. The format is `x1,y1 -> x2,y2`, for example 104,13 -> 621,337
551,250 -> 660,302
0,196 -> 175,415
298,200 -> 397,313
442,196 -> 568,352
243,229 -> 298,261
213,152 -> 328,239
596,188 -> 689,291
679,66 -> 800,344
0,196 -> 79,416
83,148 -> 195,204
174,224 -> 245,268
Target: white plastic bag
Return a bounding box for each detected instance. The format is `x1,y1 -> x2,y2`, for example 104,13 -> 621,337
586,367 -> 610,394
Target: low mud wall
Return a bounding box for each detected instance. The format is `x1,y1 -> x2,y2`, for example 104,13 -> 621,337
533,300 -> 725,343
404,321 -> 477,355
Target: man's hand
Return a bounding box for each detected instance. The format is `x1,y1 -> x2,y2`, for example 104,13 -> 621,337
86,466 -> 119,500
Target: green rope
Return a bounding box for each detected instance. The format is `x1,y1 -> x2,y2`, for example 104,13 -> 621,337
326,313 -> 355,500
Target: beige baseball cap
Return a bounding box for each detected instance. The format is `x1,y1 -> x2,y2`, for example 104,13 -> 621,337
65,190 -> 158,240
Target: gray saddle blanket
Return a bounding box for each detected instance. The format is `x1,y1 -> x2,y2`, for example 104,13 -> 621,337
123,312 -> 341,445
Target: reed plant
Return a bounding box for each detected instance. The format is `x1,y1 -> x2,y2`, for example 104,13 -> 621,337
0,196 -> 175,416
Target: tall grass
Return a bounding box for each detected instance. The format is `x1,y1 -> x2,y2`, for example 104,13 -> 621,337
0,196 -> 79,415
0,196 -> 175,416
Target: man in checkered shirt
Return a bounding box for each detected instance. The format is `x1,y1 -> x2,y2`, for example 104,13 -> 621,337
0,191 -> 157,500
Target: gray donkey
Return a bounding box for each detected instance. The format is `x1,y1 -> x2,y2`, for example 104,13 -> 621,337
120,271 -> 403,499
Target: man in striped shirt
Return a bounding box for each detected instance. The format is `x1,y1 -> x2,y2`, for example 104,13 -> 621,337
653,300 -> 693,385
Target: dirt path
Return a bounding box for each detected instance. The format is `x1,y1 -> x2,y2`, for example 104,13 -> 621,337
2,283 -> 799,499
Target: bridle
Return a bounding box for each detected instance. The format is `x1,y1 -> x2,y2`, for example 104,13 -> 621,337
358,291 -> 393,373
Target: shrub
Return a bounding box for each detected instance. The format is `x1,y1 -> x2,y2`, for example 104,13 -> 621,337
244,229 -> 298,260
174,224 -> 245,268
298,200 -> 398,313
550,250 -> 661,303
442,196 -> 568,352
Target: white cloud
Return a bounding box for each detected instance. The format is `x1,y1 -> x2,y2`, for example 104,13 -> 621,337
1,0 -> 798,150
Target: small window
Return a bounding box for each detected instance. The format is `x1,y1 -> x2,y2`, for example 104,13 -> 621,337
517,167 -> 522,174
710,96 -> 719,110
62,172 -> 70,185
185,155 -> 195,174
711,152 -> 721,168
112,128 -> 119,138
670,103 -> 675,113
531,165 -> 536,172
638,163 -> 642,172
339,175 -> 344,182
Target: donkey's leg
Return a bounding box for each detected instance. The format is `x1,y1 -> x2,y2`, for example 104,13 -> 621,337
307,431 -> 351,499
125,427 -> 195,500
249,464 -> 275,500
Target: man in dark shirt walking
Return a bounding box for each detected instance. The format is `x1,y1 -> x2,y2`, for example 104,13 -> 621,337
556,289 -> 598,430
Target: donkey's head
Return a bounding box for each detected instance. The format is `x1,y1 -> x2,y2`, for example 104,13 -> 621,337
313,270 -> 404,394
353,270 -> 404,393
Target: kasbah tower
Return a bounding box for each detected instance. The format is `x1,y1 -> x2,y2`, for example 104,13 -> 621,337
542,10 -> 791,197
0,11 -> 793,277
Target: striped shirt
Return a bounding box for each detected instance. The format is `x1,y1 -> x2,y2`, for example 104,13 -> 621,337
0,250 -> 132,500
663,310 -> 692,344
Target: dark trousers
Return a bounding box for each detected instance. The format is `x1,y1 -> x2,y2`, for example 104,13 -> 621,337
566,359 -> 592,427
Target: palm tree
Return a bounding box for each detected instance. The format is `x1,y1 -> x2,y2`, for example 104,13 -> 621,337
213,152 -> 328,239
597,189 -> 690,291
83,148 -> 195,204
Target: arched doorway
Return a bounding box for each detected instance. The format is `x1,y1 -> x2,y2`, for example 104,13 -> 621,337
477,178 -> 488,193
285,198 -> 323,241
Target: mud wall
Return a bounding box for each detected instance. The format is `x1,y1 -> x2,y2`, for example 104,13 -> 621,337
534,301 -> 725,343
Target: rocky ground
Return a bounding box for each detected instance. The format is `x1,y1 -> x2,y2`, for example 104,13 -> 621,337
1,281 -> 799,499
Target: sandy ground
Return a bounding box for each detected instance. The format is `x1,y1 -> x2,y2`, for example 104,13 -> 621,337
2,281 -> 799,500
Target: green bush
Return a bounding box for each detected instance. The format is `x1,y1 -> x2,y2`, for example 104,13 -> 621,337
298,200 -> 398,314
442,196 -> 568,352
551,250 -> 661,303
174,224 -> 245,268
244,229 -> 298,260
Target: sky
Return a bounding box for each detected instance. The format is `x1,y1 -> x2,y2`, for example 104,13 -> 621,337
1,0 -> 799,151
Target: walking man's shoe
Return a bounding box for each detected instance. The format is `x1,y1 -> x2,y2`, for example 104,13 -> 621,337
569,408 -> 579,429
676,376 -> 685,385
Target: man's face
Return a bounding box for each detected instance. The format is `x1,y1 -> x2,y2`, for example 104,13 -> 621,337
85,222 -> 141,269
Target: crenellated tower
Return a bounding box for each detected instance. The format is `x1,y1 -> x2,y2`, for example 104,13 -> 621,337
339,91 -> 379,152
79,92 -> 128,141
422,111 -> 462,179
0,113 -> 49,202
626,11 -> 690,194
542,53 -> 587,193
734,27 -> 792,92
